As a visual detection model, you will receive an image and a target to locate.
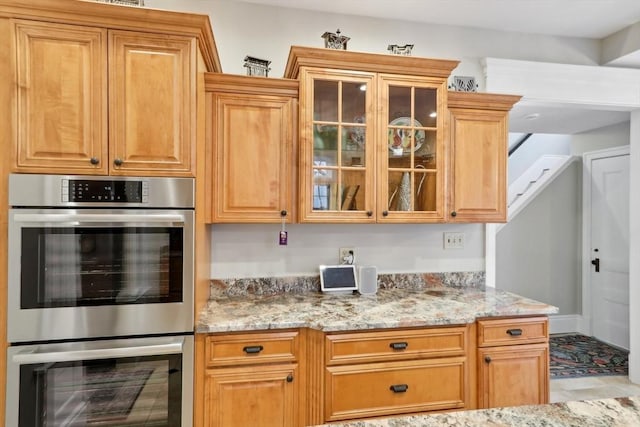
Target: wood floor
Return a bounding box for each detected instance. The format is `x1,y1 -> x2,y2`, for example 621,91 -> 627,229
551,376 -> 640,402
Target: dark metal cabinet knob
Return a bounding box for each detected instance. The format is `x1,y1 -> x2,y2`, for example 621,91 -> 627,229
90,157 -> 100,165
484,356 -> 492,364
280,210 -> 287,217
286,374 -> 293,383
382,210 -> 389,217
366,210 -> 373,217
113,158 -> 123,166
451,211 -> 457,217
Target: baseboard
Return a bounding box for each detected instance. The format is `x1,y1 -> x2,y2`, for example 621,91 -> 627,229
549,314 -> 584,334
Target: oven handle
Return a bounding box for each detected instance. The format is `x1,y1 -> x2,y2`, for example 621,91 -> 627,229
12,213 -> 185,226
11,341 -> 184,364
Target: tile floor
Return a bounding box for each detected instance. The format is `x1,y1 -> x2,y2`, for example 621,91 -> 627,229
551,376 -> 640,402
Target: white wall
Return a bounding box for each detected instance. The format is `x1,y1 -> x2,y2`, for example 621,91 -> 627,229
210,223 -> 484,278
497,161 -> 582,313
146,0 -> 599,83
571,121 -> 631,155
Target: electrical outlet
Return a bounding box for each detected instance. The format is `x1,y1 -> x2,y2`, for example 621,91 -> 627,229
339,247 -> 356,265
443,232 -> 465,249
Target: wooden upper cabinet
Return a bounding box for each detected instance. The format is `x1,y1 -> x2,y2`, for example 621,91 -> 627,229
205,74 -> 298,223
13,20 -> 108,174
285,46 -> 458,223
109,31 -> 195,176
447,92 -> 521,222
7,0 -> 220,176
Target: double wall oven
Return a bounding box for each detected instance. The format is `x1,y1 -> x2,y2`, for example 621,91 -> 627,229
6,174 -> 195,427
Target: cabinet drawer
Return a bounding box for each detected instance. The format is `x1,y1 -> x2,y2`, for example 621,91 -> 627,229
477,317 -> 548,347
326,326 -> 468,365
205,330 -> 299,367
325,358 -> 467,421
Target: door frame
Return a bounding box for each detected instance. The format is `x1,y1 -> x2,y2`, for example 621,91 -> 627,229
581,145 -> 630,337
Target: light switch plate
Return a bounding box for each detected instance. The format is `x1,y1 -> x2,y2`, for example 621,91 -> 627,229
443,232 -> 465,249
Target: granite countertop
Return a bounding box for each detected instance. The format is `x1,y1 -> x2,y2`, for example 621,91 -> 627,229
308,396 -> 640,427
196,273 -> 558,333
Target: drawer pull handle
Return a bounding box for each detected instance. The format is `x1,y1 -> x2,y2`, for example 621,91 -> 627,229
243,345 -> 264,354
389,342 -> 408,350
389,384 -> 409,393
506,328 -> 523,336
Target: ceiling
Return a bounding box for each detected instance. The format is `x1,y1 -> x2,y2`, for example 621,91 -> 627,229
235,0 -> 640,39
235,0 -> 640,134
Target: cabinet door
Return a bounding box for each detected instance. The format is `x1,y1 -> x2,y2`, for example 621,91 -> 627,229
478,343 -> 549,408
299,69 -> 376,222
446,92 -> 520,223
109,30 -> 195,176
205,364 -> 298,427
448,107 -> 507,222
13,20 -> 108,174
378,75 -> 447,222
209,77 -> 297,222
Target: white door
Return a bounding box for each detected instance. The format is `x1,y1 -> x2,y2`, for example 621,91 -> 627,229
589,153 -> 629,350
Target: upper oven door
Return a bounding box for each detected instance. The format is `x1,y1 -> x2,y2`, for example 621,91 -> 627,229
8,209 -> 194,343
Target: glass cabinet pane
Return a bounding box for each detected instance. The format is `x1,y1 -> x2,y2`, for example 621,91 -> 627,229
314,80 -> 338,122
314,124 -> 338,164
342,82 -> 367,123
341,170 -> 365,211
415,87 -> 437,128
388,86 -> 411,122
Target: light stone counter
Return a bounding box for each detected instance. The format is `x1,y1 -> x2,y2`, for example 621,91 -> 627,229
196,273 -> 558,333
308,396 -> 640,427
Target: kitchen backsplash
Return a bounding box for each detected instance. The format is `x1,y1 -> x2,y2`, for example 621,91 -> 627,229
209,271 -> 485,298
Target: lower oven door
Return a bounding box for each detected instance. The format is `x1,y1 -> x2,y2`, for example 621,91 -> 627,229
6,335 -> 193,427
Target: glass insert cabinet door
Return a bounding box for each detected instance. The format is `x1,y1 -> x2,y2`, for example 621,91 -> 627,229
378,76 -> 445,221
300,70 -> 376,221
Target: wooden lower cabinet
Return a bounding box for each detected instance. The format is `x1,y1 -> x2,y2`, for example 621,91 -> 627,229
324,325 -> 473,422
204,364 -> 298,427
477,316 -> 550,408
478,343 -> 549,408
198,318 -> 549,426
325,357 -> 467,421
199,330 -> 303,427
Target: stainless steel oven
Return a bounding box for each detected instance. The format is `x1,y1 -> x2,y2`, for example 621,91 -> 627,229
6,335 -> 193,427
7,174 -> 195,342
7,174 -> 196,427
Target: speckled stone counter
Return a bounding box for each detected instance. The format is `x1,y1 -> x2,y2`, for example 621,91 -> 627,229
308,396 -> 640,427
196,272 -> 558,333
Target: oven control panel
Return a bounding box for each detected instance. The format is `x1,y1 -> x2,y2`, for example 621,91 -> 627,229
61,179 -> 149,203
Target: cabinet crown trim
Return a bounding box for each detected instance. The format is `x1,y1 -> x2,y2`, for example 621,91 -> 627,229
448,91 -> 522,111
204,73 -> 299,96
284,45 -> 459,79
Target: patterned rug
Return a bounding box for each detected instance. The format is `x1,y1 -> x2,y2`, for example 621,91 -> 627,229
550,334 -> 628,378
